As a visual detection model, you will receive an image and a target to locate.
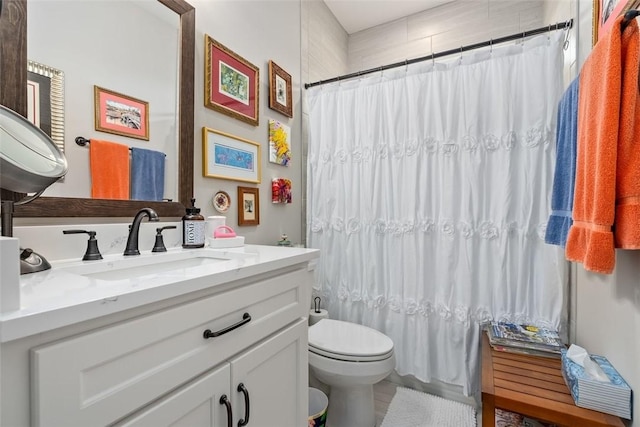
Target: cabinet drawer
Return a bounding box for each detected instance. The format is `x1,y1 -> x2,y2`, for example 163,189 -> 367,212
31,267 -> 311,427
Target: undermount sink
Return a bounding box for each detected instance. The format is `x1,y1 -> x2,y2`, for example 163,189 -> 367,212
53,250 -> 234,282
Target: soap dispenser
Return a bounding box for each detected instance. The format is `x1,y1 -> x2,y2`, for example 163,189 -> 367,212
182,198 -> 205,248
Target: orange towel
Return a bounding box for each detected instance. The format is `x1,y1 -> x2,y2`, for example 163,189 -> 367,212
565,15 -> 640,274
89,139 -> 130,200
614,19 -> 640,249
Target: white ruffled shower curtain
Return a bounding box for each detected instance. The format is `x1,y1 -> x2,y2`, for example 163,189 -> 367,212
306,32 -> 568,395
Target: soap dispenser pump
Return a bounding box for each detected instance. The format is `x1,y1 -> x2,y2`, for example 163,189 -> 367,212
182,198 -> 205,248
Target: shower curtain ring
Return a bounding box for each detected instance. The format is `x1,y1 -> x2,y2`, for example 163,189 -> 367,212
489,38 -> 493,53
405,59 -> 408,72
562,21 -> 571,50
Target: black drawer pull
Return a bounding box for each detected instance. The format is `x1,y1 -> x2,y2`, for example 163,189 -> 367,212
203,313 -> 251,339
237,383 -> 250,426
220,394 -> 232,427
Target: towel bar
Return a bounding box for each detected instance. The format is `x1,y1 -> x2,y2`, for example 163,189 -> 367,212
75,136 -> 166,156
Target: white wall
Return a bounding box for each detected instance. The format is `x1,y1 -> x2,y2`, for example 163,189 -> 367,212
190,1 -> 303,246
347,0 -> 547,73
573,1 -> 640,425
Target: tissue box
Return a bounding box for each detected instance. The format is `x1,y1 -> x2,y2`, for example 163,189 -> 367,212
561,349 -> 632,419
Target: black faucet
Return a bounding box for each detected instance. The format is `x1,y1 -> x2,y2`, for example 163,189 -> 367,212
124,208 -> 159,256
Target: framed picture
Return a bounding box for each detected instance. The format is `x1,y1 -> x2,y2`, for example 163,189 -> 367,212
268,60 -> 293,118
27,61 -> 64,153
268,119 -> 291,166
27,60 -> 65,153
94,86 -> 149,140
205,35 -> 259,126
272,178 -> 292,204
593,0 -> 640,45
238,186 -> 260,226
202,127 -> 261,183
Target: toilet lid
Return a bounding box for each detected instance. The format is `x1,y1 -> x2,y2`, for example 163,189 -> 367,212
308,319 -> 394,361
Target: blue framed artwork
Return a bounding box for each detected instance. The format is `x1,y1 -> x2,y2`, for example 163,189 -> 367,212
202,127 -> 261,183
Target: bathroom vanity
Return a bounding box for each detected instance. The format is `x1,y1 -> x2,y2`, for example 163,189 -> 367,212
0,244 -> 318,426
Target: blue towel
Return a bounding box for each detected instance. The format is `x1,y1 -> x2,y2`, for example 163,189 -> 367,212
545,78 -> 579,246
130,147 -> 165,201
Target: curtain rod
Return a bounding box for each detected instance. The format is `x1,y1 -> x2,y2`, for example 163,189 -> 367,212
304,19 -> 573,89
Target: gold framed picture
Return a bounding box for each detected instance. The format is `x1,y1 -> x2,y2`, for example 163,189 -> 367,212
205,35 -> 259,126
238,186 -> 260,226
268,60 -> 293,118
593,0 -> 640,45
202,127 -> 261,183
94,86 -> 149,140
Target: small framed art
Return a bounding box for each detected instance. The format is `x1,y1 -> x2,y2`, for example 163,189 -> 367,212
268,60 -> 293,118
202,127 -> 261,183
593,0 -> 640,45
27,60 -> 65,153
94,86 -> 149,140
205,35 -> 259,126
272,178 -> 292,204
238,186 -> 260,226
268,119 -> 291,166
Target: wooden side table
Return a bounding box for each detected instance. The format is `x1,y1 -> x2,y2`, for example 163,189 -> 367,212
481,333 -> 625,427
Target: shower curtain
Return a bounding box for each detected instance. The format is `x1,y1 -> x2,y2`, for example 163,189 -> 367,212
306,32 -> 567,395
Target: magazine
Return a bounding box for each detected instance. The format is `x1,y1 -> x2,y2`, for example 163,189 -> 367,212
491,343 -> 561,358
487,322 -> 563,353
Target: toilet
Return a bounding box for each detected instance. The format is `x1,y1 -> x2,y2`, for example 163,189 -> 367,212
308,318 -> 395,427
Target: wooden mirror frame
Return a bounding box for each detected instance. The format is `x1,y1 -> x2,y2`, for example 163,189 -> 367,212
0,0 -> 194,218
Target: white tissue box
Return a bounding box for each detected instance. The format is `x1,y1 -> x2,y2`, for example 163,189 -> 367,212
561,349 -> 632,419
207,236 -> 244,249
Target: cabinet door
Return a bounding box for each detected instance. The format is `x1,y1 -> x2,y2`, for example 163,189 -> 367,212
230,319 -> 308,427
115,364 -> 231,427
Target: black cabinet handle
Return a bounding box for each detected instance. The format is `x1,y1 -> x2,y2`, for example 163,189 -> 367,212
220,394 -> 232,427
203,313 -> 251,339
237,383 -> 250,427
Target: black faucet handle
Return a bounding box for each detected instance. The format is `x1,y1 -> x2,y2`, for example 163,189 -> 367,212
63,229 -> 103,261
152,226 -> 177,253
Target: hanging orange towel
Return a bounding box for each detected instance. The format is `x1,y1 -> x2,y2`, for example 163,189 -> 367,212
565,15 -> 640,274
89,139 -> 130,200
614,19 -> 640,249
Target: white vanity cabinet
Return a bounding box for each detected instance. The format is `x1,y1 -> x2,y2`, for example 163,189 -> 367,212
116,320 -> 307,427
7,260 -> 313,427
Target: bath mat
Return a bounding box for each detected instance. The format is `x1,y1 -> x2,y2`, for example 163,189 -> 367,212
380,387 -> 477,427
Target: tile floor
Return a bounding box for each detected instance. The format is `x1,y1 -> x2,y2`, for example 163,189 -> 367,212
373,379 -> 398,425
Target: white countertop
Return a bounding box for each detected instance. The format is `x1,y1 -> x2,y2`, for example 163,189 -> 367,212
0,245 -> 319,343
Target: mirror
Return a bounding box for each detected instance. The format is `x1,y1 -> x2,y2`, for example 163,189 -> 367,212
0,0 -> 194,218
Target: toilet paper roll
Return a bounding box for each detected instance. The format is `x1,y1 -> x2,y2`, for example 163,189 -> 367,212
309,309 -> 329,326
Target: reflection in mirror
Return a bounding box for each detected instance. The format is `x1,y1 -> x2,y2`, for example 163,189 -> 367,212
27,60 -> 65,154
28,0 -> 179,201
0,0 -> 194,218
